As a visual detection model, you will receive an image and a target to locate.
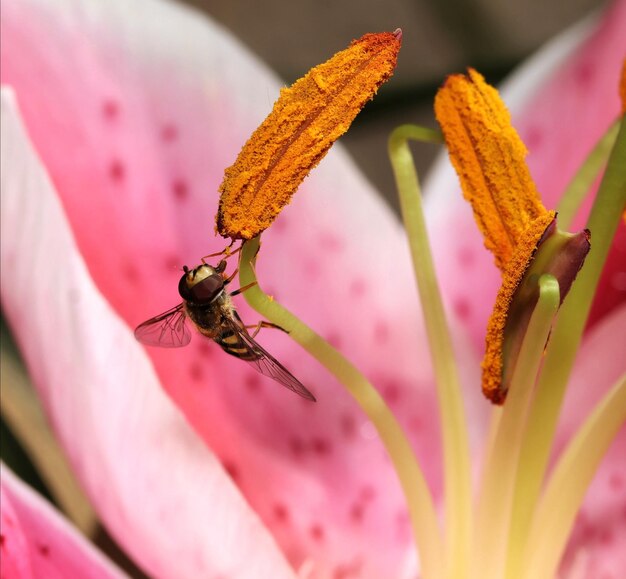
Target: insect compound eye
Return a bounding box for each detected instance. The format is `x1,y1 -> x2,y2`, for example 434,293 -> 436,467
178,272 -> 224,304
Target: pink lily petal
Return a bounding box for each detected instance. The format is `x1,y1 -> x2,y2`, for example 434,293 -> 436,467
0,465 -> 126,579
1,89 -> 296,578
425,0 -> 626,352
0,1 -> 483,575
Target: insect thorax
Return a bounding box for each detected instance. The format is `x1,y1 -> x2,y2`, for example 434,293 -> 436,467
184,292 -> 233,340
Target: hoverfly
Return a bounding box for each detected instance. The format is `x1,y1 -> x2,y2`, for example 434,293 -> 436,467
134,258 -> 316,401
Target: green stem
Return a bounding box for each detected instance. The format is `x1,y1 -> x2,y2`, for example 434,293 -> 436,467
506,115 -> 626,575
557,119 -> 620,230
389,124 -> 471,579
471,275 -> 560,579
521,374 -> 626,579
239,237 -> 444,579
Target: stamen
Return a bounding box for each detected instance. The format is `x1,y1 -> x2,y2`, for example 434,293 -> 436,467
388,124 -> 471,579
217,32 -> 401,240
434,69 -> 571,404
432,67 -> 624,576
471,275 -> 560,579
238,237 -> 444,579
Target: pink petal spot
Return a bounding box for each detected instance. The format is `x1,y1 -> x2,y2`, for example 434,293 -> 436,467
382,381 -> 401,404
108,159 -> 125,183
453,297 -> 471,321
196,341 -> 214,358
326,331 -> 342,348
309,524 -> 325,542
574,60 -> 595,86
188,361 -> 204,382
101,99 -> 119,121
272,503 -> 290,524
374,320 -> 390,345
522,125 -> 544,150
349,502 -> 365,524
172,178 -> 189,201
160,123 -> 178,142
311,437 -> 331,456
349,278 -> 367,298
456,246 -> 476,268
163,254 -> 182,272
121,262 -> 139,284
245,374 -> 262,393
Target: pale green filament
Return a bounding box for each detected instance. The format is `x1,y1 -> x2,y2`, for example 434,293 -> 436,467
506,116 -> 626,575
557,119 -> 620,230
521,374 -> 626,579
238,238 -> 444,579
389,124 -> 472,579
472,275 -> 560,579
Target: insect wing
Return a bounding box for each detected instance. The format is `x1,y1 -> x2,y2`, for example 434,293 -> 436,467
225,317 -> 316,401
134,303 -> 192,348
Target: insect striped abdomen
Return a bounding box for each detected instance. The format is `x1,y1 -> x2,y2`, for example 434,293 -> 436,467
217,327 -> 261,361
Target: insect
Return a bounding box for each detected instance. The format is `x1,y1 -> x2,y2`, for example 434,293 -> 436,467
134,258 -> 316,402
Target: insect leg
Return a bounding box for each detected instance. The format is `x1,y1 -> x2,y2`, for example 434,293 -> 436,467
223,266 -> 239,284
201,240 -> 242,263
229,281 -> 258,296
245,320 -> 288,338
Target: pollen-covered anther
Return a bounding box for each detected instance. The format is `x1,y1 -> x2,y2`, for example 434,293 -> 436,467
483,218 -> 590,403
434,69 -> 591,403
434,69 -> 549,271
217,31 -> 402,240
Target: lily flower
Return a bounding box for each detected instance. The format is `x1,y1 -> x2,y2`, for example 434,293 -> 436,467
1,1 -> 624,578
